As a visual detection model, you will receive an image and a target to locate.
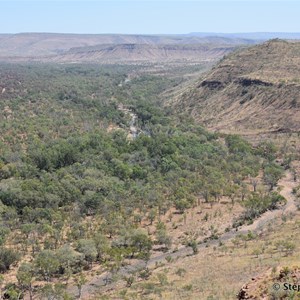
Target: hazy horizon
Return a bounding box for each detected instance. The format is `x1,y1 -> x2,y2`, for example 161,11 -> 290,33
1,31 -> 300,35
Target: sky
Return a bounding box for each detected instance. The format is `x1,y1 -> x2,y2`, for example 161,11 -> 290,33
0,1 -> 299,34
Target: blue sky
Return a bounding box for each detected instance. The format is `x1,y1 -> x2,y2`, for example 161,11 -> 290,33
0,1 -> 299,34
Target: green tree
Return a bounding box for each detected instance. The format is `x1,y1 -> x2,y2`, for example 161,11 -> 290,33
147,208 -> 157,225
17,262 -> 34,300
93,233 -> 110,262
256,141 -> 277,161
155,229 -> 172,251
56,244 -> 83,276
124,229 -> 152,258
0,247 -> 19,273
0,227 -> 10,246
76,239 -> 97,268
264,163 -> 284,191
174,199 -> 190,214
35,250 -> 60,281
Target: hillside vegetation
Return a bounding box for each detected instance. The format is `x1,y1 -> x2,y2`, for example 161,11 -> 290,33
111,205 -> 300,300
171,39 -> 300,135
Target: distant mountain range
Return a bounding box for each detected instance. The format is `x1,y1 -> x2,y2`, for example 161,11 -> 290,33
0,32 -> 259,63
0,32 -> 299,64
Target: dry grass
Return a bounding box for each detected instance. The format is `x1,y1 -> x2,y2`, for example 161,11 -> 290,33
99,210 -> 300,300
146,200 -> 244,250
168,40 -> 300,136
2,169 -> 297,299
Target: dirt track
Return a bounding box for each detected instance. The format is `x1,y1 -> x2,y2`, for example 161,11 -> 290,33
66,170 -> 298,299
239,170 -> 297,233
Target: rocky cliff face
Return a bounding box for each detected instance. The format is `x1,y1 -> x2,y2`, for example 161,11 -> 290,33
41,44 -> 236,63
170,40 -> 300,134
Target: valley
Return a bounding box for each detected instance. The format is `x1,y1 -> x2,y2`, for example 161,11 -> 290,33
0,35 -> 299,300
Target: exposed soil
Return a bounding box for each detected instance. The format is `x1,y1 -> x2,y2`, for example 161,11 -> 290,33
237,267 -> 300,300
64,169 -> 298,299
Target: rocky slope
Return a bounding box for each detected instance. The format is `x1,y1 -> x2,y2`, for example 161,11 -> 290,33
170,39 -> 300,135
238,267 -> 300,299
